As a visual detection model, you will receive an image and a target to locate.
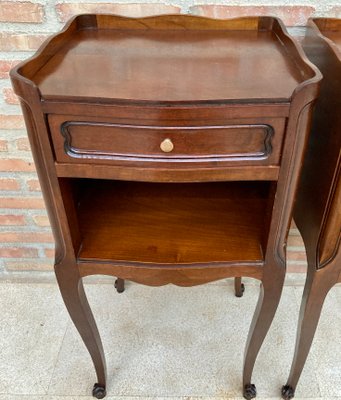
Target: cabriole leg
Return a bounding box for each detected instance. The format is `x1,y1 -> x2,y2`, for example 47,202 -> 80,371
243,270 -> 285,399
282,269 -> 335,399
55,264 -> 107,398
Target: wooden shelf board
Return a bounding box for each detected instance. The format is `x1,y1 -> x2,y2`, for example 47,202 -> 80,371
77,180 -> 269,264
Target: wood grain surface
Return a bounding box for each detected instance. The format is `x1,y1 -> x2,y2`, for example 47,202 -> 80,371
77,180 -> 269,264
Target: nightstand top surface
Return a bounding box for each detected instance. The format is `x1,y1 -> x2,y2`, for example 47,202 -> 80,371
17,15 -> 317,103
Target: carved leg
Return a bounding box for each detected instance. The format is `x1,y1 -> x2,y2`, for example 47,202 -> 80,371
243,271 -> 285,399
282,269 -> 335,399
115,278 -> 125,293
235,277 -> 245,297
55,264 -> 107,399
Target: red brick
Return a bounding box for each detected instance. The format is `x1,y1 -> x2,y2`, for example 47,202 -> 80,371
190,5 -> 315,26
16,137 -> 31,151
32,215 -> 50,226
287,251 -> 307,262
0,231 -> 54,243
56,3 -> 181,22
44,248 -> 54,258
0,214 -> 25,225
0,114 -> 25,129
0,178 -> 20,191
0,139 -> 8,151
0,197 -> 45,209
0,60 -> 21,79
287,235 -> 305,248
3,88 -> 19,105
287,263 -> 307,273
27,179 -> 41,191
0,247 -> 38,258
5,260 -> 53,271
0,2 -> 44,23
289,227 -> 300,236
291,220 -> 298,229
0,33 -> 49,52
0,159 -> 35,172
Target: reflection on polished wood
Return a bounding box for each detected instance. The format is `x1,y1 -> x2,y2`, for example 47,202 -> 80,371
34,29 -> 302,102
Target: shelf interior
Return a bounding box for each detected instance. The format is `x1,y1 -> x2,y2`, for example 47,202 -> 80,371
63,179 -> 274,265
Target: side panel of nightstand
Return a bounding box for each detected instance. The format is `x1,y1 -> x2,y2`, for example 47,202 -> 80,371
295,23 -> 341,268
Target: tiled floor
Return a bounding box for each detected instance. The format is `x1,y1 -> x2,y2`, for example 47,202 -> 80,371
0,276 -> 340,400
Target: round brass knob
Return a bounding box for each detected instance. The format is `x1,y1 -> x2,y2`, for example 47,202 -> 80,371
160,138 -> 174,153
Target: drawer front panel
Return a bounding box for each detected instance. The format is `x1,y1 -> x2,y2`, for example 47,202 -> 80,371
49,115 -> 285,166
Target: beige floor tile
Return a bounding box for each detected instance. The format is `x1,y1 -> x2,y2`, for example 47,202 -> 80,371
291,284 -> 341,398
47,282 -> 319,398
310,287 -> 341,398
1,280 -> 339,399
0,283 -> 69,395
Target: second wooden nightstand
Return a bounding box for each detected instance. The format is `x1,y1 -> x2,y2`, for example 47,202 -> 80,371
282,18 -> 341,400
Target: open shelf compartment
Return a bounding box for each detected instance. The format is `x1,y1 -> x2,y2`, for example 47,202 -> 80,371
61,179 -> 275,265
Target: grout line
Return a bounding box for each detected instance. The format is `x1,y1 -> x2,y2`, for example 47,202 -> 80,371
46,318 -> 71,396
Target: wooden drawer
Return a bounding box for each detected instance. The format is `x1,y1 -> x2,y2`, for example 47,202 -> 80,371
48,114 -> 286,167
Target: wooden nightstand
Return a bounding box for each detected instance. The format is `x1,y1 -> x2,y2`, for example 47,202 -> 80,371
282,18 -> 341,400
10,15 -> 320,399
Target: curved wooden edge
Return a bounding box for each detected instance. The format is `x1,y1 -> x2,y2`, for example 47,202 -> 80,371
88,13 -> 261,30
269,20 -> 322,103
273,100 -> 316,266
309,18 -> 341,63
10,13 -> 320,106
78,260 -> 263,286
272,17 -> 322,86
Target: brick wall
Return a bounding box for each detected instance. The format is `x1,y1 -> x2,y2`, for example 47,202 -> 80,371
2,0 -> 334,278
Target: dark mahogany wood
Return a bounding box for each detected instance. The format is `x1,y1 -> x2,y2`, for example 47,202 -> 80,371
282,18 -> 341,400
49,114 -> 285,166
114,278 -> 125,293
77,180 -> 268,264
10,14 -> 320,399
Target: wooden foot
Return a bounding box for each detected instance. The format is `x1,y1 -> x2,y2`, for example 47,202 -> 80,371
92,383 -> 106,399
243,272 -> 285,393
115,278 -> 125,293
243,383 -> 257,399
235,277 -> 245,297
55,264 -> 107,389
281,384 -> 295,400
